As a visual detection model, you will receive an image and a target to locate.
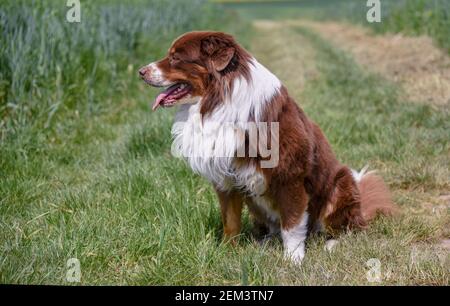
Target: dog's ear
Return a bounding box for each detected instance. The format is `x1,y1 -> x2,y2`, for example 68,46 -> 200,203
201,35 -> 235,72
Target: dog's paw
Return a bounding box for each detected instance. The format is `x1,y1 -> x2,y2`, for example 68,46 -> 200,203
324,239 -> 339,252
284,247 -> 305,265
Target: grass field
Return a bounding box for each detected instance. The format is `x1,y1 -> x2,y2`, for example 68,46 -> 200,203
1,0 -> 449,285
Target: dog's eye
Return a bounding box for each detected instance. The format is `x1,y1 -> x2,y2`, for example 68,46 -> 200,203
170,55 -> 180,66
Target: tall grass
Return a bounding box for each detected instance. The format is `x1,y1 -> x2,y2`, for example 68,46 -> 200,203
0,0 -> 229,141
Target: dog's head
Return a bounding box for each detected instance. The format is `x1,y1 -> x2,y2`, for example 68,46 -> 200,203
139,31 -> 251,113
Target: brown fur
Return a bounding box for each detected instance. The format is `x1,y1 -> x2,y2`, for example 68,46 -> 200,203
215,188 -> 244,243
358,172 -> 397,221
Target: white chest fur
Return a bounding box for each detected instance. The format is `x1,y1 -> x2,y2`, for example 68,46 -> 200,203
170,58 -> 281,192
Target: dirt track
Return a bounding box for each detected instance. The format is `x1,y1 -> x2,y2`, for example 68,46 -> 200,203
286,20 -> 450,107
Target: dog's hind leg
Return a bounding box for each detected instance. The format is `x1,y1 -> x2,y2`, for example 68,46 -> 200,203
323,166 -> 367,235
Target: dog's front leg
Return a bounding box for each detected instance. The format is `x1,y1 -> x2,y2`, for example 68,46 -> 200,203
215,189 -> 244,244
276,182 -> 309,264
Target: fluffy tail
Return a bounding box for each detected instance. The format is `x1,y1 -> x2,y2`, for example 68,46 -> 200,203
352,166 -> 397,222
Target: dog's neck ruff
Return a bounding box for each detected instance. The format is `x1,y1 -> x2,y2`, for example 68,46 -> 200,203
171,58 -> 281,189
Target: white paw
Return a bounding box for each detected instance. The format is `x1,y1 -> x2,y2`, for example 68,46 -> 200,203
324,239 -> 339,252
284,247 -> 305,265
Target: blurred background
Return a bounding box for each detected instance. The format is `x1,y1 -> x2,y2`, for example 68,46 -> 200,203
1,0 -> 449,285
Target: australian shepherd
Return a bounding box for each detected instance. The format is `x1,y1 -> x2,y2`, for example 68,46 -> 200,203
139,31 -> 396,263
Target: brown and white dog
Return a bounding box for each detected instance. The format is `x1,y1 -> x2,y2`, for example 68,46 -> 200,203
139,31 -> 396,263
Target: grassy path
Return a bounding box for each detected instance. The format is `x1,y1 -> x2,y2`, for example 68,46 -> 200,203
1,18 -> 448,284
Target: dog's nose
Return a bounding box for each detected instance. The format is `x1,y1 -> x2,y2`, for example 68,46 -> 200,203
138,67 -> 147,77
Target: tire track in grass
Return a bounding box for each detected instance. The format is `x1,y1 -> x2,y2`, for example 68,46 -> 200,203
288,20 -> 450,108
251,20 -> 319,98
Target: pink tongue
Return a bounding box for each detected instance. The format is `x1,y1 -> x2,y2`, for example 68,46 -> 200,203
152,85 -> 179,111
152,93 -> 168,111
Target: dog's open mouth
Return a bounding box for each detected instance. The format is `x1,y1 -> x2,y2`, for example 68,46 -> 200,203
152,83 -> 192,111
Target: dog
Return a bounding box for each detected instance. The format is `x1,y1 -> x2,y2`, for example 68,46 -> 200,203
139,31 -> 396,263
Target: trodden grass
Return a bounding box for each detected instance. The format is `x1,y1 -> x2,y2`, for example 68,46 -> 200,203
1,2 -> 449,285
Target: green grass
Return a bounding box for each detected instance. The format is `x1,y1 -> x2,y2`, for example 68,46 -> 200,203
1,0 -> 449,285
